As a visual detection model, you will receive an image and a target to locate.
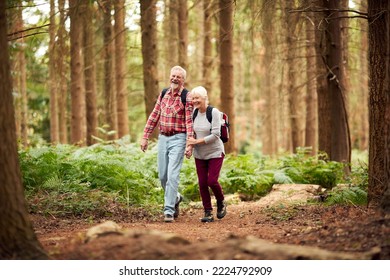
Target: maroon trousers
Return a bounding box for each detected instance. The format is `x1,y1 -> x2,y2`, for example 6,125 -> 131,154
195,155 -> 225,211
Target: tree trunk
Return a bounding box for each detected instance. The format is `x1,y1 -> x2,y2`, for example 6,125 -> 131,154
285,1 -> 304,152
359,1 -> 369,151
167,0 -> 179,68
115,0 -> 129,139
203,0 -> 214,96
323,0 -> 351,165
11,4 -> 28,148
304,4 -> 318,155
219,0 -> 235,154
367,0 -> 390,210
83,0 -> 98,146
103,0 -> 117,140
69,0 -> 86,145
315,0 -> 331,158
140,0 -> 160,140
0,1 -> 48,259
178,0 -> 188,72
261,0 -> 277,155
340,0 -> 350,107
49,0 -> 59,144
58,0 -> 68,144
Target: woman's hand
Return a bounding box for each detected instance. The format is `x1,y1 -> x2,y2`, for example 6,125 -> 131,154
187,137 -> 198,146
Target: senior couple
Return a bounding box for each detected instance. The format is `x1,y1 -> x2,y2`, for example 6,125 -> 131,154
140,65 -> 227,223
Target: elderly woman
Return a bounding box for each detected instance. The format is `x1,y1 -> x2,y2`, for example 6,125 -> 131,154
187,86 -> 227,222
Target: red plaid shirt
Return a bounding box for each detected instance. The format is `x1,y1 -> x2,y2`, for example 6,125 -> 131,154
143,88 -> 194,139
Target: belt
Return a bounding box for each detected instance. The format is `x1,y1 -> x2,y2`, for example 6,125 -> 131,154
160,131 -> 185,137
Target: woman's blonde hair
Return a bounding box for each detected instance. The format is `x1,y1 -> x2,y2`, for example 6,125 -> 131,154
191,86 -> 209,104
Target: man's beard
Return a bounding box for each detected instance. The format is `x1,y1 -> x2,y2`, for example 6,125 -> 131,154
171,83 -> 179,89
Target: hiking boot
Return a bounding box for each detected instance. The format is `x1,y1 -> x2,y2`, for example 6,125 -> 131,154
174,195 -> 183,218
201,210 -> 214,223
217,200 -> 227,219
164,214 -> 174,223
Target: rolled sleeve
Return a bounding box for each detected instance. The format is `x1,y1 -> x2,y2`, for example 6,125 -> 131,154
185,93 -> 194,138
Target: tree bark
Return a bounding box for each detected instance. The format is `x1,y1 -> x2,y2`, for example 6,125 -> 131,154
203,0 -> 214,96
69,0 -> 86,145
285,1 -> 304,152
219,0 -> 235,153
115,0 -> 129,139
103,0 -> 117,140
304,3 -> 318,155
167,0 -> 179,68
261,0 -> 277,155
367,0 -> 390,210
323,0 -> 351,165
178,0 -> 188,72
58,0 -> 68,144
315,0 -> 331,158
49,0 -> 59,144
82,0 -> 98,146
0,1 -> 48,259
359,1 -> 369,151
10,4 -> 28,148
140,0 -> 160,140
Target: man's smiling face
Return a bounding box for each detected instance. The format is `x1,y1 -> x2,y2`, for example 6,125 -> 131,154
170,70 -> 184,90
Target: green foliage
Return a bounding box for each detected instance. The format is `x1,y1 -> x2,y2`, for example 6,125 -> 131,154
220,154 -> 274,200
325,163 -> 368,206
20,144 -> 365,217
276,148 -> 344,189
20,142 -> 164,217
326,186 -> 367,206
180,157 -> 199,201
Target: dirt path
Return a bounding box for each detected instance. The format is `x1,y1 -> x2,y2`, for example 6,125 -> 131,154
32,200 -> 390,259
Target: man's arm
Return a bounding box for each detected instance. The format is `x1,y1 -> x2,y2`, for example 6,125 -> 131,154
140,92 -> 162,151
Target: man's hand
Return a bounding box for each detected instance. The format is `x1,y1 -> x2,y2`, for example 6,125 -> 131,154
185,144 -> 193,159
140,138 -> 148,152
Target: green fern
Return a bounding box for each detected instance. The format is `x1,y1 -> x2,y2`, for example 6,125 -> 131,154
273,169 -> 294,184
326,186 -> 367,205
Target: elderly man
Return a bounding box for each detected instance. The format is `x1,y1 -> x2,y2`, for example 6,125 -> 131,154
140,66 -> 193,222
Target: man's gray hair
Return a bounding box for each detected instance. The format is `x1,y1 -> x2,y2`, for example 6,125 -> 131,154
171,65 -> 187,80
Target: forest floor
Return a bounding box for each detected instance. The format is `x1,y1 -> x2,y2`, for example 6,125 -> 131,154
31,193 -> 390,260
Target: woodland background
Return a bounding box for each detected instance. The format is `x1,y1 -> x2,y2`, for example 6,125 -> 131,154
8,0 -> 367,153
8,0 -> 389,201
1,0 -> 390,259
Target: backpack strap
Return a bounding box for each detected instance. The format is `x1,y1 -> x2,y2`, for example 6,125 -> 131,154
160,88 -> 188,106
192,108 -> 199,121
181,88 -> 188,105
161,88 -> 169,99
205,105 -> 213,123
193,105 -> 213,122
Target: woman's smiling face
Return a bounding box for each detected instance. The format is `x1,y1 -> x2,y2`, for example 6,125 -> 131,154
190,86 -> 208,111
192,93 -> 205,110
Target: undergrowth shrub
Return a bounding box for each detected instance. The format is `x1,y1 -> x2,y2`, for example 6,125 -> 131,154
276,148 -> 344,189
19,143 -> 366,217
325,163 -> 368,206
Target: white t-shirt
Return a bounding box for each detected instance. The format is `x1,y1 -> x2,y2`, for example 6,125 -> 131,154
192,107 -> 225,160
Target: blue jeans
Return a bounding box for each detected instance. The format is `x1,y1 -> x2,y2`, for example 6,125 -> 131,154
157,133 -> 186,215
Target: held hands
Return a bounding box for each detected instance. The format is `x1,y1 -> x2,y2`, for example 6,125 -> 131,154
185,144 -> 193,159
185,137 -> 197,159
140,138 -> 148,152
